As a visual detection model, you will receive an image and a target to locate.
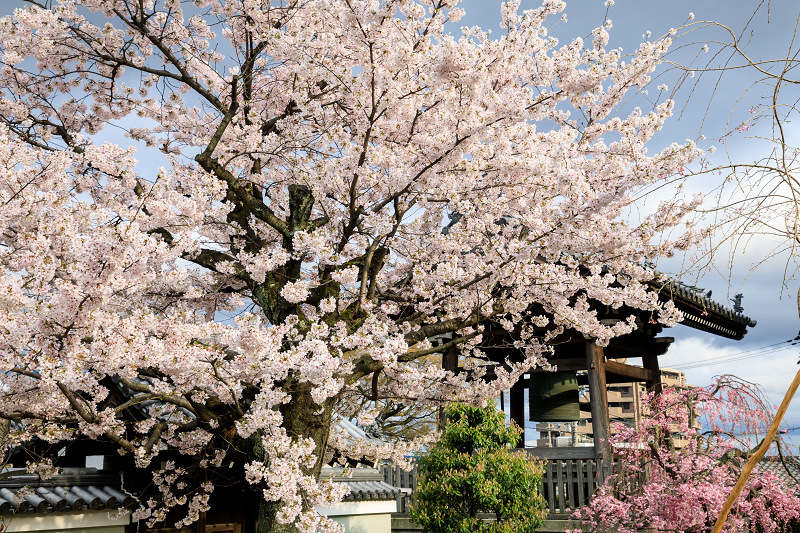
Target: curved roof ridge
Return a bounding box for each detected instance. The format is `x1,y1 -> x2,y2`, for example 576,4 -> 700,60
650,272 -> 757,328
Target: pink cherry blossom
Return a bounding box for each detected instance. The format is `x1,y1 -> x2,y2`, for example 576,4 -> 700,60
571,376 -> 800,533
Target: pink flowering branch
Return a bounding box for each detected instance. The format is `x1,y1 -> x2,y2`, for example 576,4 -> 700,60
711,368 -> 800,533
572,376 -> 800,533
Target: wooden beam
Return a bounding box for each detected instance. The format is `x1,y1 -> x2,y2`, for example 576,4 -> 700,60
642,354 -> 663,394
604,335 -> 673,358
528,357 -> 587,373
585,341 -> 610,466
510,379 -> 526,448
524,446 -> 596,460
604,360 -> 659,383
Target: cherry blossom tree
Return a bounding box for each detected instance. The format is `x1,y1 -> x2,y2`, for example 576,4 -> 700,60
571,376 -> 800,533
0,1 -> 704,531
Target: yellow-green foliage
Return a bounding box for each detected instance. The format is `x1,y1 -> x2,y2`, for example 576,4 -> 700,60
410,403 -> 547,533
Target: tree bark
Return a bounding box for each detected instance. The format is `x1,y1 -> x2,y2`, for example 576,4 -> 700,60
250,387 -> 333,533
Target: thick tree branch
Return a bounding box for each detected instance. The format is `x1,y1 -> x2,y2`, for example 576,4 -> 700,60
195,152 -> 290,239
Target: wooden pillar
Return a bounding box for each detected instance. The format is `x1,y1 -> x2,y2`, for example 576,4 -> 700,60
510,378 -> 526,448
437,346 -> 459,430
586,340 -> 611,466
642,354 -> 663,395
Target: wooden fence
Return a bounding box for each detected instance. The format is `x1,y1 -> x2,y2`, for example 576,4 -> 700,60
541,458 -> 610,515
380,457 -> 611,516
380,463 -> 416,513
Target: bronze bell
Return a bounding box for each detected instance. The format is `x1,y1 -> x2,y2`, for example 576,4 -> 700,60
529,371 -> 580,422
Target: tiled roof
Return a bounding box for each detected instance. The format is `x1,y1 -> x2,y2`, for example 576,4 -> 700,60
655,276 -> 756,326
320,467 -> 402,501
0,468 -> 135,515
331,417 -> 386,448
650,274 -> 757,340
755,457 -> 800,488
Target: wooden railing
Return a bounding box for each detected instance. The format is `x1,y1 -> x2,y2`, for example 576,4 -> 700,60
540,458 -> 610,515
381,463 -> 417,493
380,463 -> 416,513
380,449 -> 611,516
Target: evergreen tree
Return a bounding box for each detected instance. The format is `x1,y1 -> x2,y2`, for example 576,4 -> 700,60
411,403 -> 547,533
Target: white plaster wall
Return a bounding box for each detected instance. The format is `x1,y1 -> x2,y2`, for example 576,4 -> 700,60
315,500 -> 396,533
316,499 -> 396,517
327,513 -> 391,533
1,510 -> 130,532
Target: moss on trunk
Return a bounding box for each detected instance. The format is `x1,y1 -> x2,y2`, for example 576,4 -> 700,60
249,387 -> 333,533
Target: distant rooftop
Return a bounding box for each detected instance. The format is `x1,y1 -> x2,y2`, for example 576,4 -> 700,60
319,467 -> 402,501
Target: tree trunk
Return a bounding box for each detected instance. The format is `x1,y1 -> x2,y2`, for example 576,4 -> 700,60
249,386 -> 333,533
256,501 -> 296,533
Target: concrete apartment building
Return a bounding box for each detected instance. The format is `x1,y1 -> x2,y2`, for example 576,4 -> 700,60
535,367 -> 692,448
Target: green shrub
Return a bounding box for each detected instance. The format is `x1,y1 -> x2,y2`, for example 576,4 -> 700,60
410,403 -> 547,533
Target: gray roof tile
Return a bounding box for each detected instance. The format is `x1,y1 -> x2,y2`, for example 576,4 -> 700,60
320,467 -> 402,501
755,457 -> 800,488
0,468 -> 135,515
